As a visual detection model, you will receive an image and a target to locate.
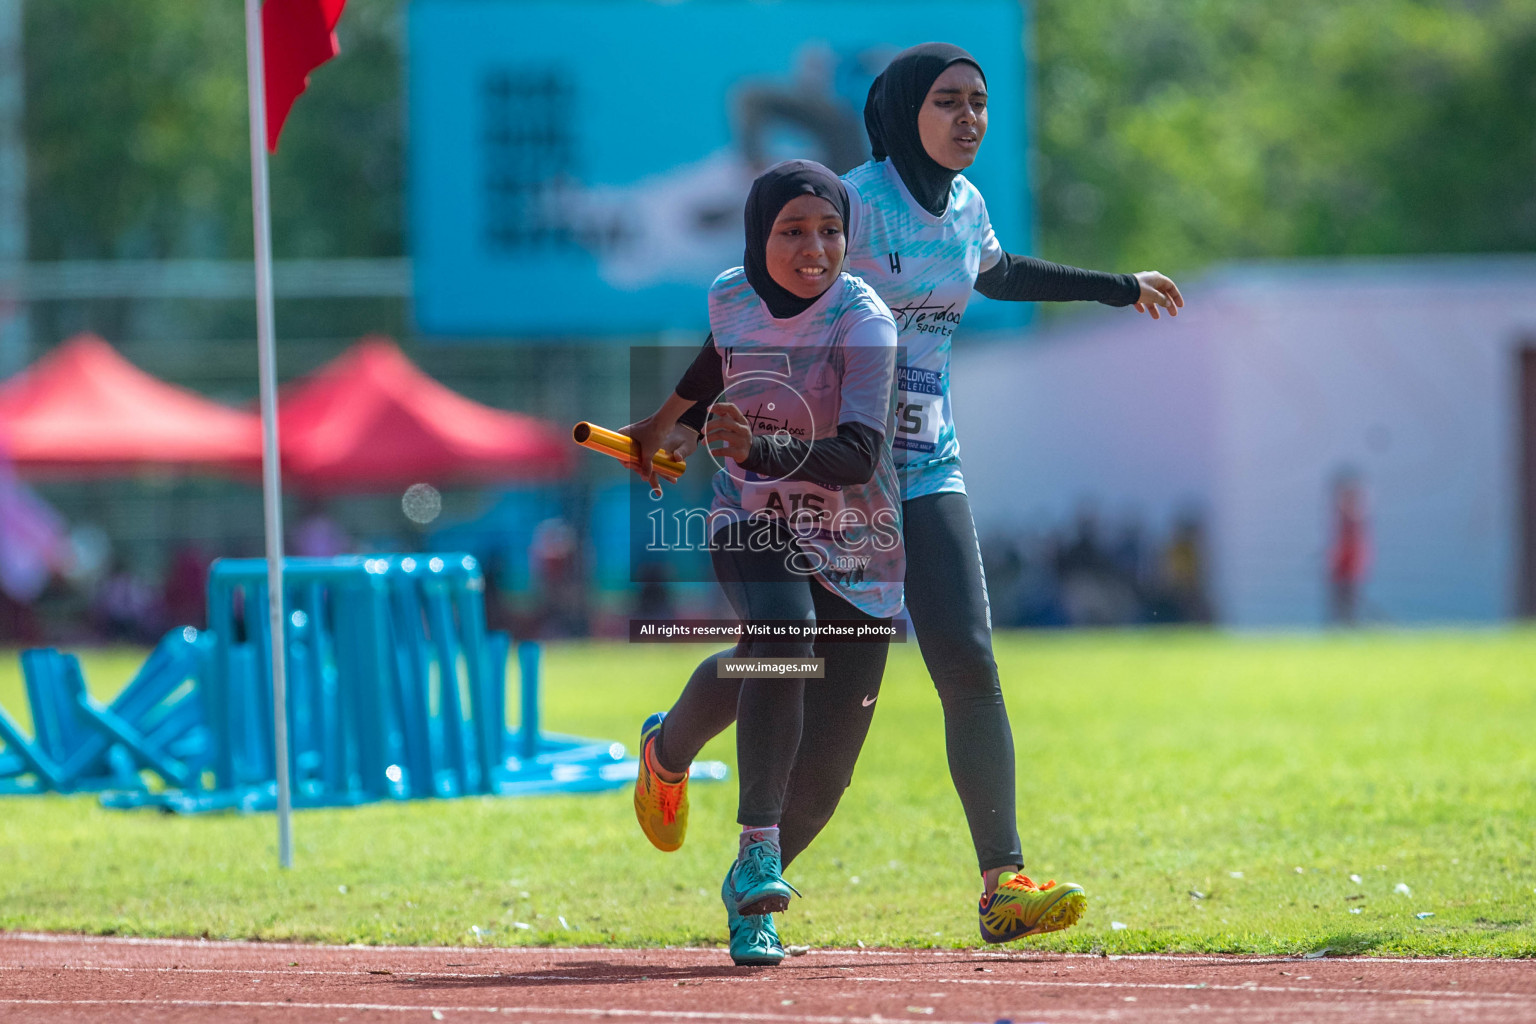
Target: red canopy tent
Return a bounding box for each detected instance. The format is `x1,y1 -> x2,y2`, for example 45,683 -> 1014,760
279,336 -> 572,493
0,334 -> 262,474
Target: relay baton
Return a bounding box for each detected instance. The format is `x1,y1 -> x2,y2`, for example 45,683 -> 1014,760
572,422 -> 686,482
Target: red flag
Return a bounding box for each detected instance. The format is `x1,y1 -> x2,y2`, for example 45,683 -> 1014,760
263,0 -> 348,152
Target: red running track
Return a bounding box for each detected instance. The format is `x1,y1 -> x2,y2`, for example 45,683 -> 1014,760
2,932 -> 1533,1023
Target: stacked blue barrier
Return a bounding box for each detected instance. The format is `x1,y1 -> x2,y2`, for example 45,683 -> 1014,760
149,555 -> 402,812
0,628 -> 213,794
0,552 -> 727,811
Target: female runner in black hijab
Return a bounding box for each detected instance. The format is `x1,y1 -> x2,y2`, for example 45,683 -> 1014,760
627,42 -> 1185,946
628,159 -> 901,966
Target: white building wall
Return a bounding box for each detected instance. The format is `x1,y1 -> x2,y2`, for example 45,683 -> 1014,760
951,258 -> 1536,627
1212,267 -> 1536,625
953,310 -> 1219,540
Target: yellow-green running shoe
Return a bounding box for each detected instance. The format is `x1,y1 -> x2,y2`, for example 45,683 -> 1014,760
633,712 -> 688,852
978,873 -> 1086,943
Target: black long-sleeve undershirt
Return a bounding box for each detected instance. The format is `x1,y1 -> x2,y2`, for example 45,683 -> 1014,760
673,335 -> 883,486
974,253 -> 1140,306
739,421 -> 884,486
675,334 -> 722,435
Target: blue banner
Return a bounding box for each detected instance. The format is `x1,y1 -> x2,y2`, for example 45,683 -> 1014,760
410,0 -> 1030,336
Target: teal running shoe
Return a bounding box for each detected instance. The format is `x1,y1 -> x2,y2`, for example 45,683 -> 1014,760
722,865 -> 785,966
723,830 -> 798,915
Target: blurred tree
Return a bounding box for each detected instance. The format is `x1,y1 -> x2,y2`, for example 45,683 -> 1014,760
20,0 -> 1536,307
1032,0 -> 1536,274
24,0 -> 403,263
22,0 -> 405,344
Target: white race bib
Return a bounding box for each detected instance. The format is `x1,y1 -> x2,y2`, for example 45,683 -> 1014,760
740,473 -> 846,537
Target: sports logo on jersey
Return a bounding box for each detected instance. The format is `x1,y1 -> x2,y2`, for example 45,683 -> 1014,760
897,366 -> 945,396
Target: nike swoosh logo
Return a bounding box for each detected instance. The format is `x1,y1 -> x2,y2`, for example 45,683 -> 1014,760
861,695 -> 877,707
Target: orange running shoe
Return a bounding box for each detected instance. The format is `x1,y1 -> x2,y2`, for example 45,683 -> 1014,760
978,872 -> 1086,943
633,712 -> 688,852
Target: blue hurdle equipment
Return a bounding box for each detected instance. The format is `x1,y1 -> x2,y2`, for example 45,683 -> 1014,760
0,629 -> 213,794
2,552 -> 726,811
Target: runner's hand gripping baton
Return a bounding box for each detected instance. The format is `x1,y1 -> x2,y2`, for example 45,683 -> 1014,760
572,422 -> 687,483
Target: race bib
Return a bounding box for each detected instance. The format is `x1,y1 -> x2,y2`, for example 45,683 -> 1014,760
895,366 -> 944,453
740,471 -> 846,537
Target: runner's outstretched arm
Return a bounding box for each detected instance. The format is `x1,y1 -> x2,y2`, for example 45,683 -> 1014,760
974,256 -> 1184,319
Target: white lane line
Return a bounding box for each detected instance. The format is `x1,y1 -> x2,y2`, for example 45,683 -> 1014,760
0,965 -> 586,980
0,999 -> 1012,1024
845,974 -> 1536,1001
6,963 -> 1535,1002
0,932 -> 1516,964
0,932 -> 598,955
4,965 -> 879,985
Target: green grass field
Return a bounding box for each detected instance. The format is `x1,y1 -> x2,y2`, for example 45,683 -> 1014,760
2,630 -> 1534,956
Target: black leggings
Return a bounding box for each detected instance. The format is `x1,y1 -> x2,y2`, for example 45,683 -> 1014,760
902,490 -> 1021,872
657,519 -> 891,839
657,492 -> 1021,873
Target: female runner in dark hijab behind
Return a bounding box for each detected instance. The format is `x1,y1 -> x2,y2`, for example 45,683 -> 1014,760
626,42 -> 1185,946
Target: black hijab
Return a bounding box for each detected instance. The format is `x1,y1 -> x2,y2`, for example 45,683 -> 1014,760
743,159 -> 851,319
864,43 -> 987,217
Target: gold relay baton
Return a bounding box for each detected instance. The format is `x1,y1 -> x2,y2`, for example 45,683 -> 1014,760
572,421 -> 687,482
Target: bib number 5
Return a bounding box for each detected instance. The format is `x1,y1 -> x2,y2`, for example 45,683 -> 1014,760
895,397 -> 940,453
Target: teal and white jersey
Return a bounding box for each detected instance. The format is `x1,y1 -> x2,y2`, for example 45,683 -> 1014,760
843,159 -> 1003,500
706,268 -> 904,619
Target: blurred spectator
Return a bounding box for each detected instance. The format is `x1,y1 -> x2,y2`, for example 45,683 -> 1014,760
529,517 -> 588,637
1160,511 -> 1212,623
1056,506 -> 1110,580
479,558 -> 515,634
1056,506 -> 1139,626
0,463 -> 70,643
63,524 -> 111,590
0,463 -> 70,605
1328,470 -> 1371,625
93,558 -> 162,643
978,531 -> 1024,625
292,501 -> 352,557
0,590 -> 42,644
163,544 -> 209,629
1109,516 -> 1149,593
1012,529 -> 1068,627
979,505 -> 1216,628
634,559 -> 677,622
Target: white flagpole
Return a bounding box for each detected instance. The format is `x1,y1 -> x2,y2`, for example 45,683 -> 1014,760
243,0 -> 293,869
